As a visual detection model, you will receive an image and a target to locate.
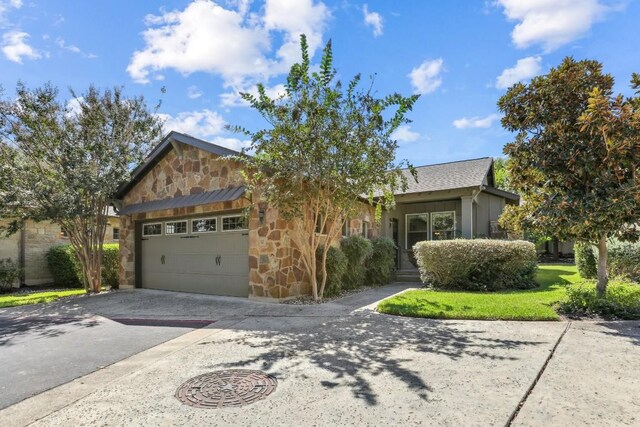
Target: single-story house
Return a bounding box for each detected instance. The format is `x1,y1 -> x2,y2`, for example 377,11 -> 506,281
0,210 -> 120,287
114,131 -> 519,300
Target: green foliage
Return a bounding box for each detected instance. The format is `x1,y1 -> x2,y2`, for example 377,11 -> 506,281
47,244 -> 120,289
413,239 -> 538,291
341,236 -> 373,289
0,84 -> 162,292
366,237 -> 396,286
493,157 -> 513,192
316,245 -> 348,298
559,281 -> 640,319
47,245 -> 83,288
0,258 -> 22,292
575,242 -> 597,279
228,34 -> 418,300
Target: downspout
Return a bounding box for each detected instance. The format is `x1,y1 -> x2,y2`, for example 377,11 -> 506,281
19,227 -> 26,287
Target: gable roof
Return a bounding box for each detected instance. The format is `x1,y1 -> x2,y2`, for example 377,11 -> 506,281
115,131 -> 241,199
396,157 -> 494,195
118,186 -> 246,215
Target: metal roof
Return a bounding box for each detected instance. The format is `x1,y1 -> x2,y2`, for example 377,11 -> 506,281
396,157 -> 494,195
119,186 -> 246,215
115,131 -> 242,199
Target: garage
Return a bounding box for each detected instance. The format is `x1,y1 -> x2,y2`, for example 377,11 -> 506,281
139,214 -> 249,297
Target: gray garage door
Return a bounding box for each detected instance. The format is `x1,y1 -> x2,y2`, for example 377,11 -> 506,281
140,217 -> 249,297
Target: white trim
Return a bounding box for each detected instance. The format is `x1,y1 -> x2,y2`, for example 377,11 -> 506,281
221,214 -> 248,232
142,222 -> 163,237
191,217 -> 217,234
430,211 -> 456,240
405,213 -> 430,250
164,220 -> 188,235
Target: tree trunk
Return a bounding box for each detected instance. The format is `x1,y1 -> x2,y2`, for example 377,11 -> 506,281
552,236 -> 559,260
596,235 -> 608,298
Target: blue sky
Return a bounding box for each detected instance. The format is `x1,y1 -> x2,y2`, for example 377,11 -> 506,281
1,0 -> 639,166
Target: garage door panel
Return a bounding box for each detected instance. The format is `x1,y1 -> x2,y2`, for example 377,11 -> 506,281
140,228 -> 249,297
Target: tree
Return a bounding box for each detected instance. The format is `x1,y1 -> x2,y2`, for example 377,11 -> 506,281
498,57 -> 640,296
0,83 -> 162,292
493,157 -> 513,192
230,35 -> 419,301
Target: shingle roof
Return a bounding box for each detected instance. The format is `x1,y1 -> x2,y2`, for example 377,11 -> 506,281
396,157 -> 494,195
118,186 -> 246,215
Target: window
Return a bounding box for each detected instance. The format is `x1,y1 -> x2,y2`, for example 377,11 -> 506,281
431,211 -> 455,240
142,223 -> 162,236
406,214 -> 429,249
165,221 -> 187,235
362,221 -> 370,239
192,217 -> 216,233
222,215 -> 247,231
112,228 -> 120,240
342,219 -> 349,237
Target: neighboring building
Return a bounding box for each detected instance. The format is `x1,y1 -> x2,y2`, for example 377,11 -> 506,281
115,131 -> 519,300
0,210 -> 120,287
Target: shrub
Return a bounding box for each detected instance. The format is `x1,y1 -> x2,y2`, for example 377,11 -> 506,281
316,245 -> 348,298
608,240 -> 640,282
366,237 -> 396,286
340,236 -> 373,289
559,281 -> 640,319
574,242 -> 597,279
0,258 -> 22,292
47,244 -> 120,289
413,239 -> 538,291
47,245 -> 83,287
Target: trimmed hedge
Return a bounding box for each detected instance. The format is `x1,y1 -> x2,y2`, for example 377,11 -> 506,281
316,245 -> 348,298
341,236 -> 373,289
575,240 -> 640,282
366,237 -> 396,286
559,280 -> 640,319
413,239 -> 538,291
47,244 -> 120,289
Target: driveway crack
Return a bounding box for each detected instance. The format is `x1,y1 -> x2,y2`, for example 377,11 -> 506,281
506,321 -> 572,427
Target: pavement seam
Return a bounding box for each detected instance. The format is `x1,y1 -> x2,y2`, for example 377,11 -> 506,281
12,317 -> 249,427
505,320 -> 572,427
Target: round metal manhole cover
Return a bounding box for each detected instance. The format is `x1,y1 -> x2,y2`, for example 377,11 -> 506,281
175,369 -> 277,408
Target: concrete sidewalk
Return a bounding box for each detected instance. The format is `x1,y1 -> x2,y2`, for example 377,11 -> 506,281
1,286 -> 638,426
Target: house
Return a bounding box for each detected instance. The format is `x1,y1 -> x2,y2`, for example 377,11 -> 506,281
114,131 -> 519,300
0,209 -> 120,287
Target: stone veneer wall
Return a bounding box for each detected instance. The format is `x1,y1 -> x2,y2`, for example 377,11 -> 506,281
118,141 -> 381,299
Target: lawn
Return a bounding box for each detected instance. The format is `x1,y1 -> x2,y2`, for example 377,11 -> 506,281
0,289 -> 87,309
377,264 -> 581,320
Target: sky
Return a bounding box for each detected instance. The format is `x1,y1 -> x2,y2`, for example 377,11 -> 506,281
1,0 -> 639,166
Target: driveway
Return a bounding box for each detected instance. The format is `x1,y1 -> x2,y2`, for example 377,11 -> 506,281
1,286 -> 639,426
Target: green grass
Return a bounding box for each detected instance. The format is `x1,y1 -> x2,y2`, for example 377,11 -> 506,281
377,264 -> 582,320
0,289 -> 87,309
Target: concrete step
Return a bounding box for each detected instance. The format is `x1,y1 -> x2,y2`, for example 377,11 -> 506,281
395,270 -> 421,282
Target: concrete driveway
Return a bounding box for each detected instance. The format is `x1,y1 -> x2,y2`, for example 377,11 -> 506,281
1,286 -> 639,426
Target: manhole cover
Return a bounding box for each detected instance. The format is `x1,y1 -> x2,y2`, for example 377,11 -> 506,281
175,369 -> 277,408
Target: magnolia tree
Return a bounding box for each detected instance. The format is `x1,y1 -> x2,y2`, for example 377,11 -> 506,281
498,58 -> 640,296
0,83 -> 162,292
230,35 -> 419,301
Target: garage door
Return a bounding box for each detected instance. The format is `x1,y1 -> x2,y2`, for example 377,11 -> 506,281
140,216 -> 249,297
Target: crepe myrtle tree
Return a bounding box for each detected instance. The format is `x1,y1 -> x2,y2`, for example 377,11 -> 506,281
229,35 -> 419,301
0,83 -> 163,292
498,58 -> 640,296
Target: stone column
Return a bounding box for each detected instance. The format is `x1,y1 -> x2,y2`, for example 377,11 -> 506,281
461,196 -> 473,239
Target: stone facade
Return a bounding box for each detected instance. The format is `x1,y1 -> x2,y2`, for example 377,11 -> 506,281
0,218 -> 119,287
118,140 -> 379,300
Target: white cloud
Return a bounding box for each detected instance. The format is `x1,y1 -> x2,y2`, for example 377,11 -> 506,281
56,38 -> 97,58
408,58 -> 444,95
158,109 -> 226,137
453,113 -> 502,129
391,125 -> 420,143
187,85 -> 203,99
220,83 -> 287,107
128,0 -> 330,89
363,4 -> 383,37
65,97 -> 84,117
2,31 -> 40,63
496,0 -> 612,51
495,56 -> 541,89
